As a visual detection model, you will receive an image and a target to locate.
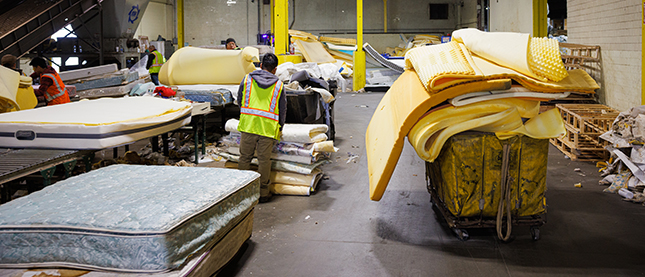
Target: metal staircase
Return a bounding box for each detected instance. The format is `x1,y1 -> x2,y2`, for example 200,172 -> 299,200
0,0 -> 104,58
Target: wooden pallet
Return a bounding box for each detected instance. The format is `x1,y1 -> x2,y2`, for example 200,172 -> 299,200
549,104 -> 617,162
550,137 -> 608,162
556,104 -> 619,136
559,42 -> 602,84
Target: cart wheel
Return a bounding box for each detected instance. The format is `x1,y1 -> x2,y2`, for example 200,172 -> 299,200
530,226 -> 540,241
452,228 -> 469,241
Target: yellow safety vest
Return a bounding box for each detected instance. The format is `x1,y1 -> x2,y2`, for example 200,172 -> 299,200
238,74 -> 283,140
149,50 -> 165,74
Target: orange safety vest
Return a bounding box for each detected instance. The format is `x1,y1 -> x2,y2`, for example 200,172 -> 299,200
41,71 -> 70,105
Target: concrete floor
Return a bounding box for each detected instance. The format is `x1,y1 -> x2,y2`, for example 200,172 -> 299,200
217,91 -> 645,276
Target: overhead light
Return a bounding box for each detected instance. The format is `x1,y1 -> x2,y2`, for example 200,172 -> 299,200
227,0 -> 237,5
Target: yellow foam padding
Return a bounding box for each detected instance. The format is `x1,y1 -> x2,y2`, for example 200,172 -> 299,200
294,39 -> 336,64
158,46 -> 259,85
452,28 -> 567,82
365,70 -> 512,201
271,168 -> 322,186
405,40 -> 598,93
0,65 -> 19,113
289,30 -> 319,41
13,86 -> 37,111
470,56 -> 599,93
404,41 -> 480,91
319,36 -> 357,46
496,108 -> 566,140
408,98 -> 541,162
0,97 -> 191,125
270,183 -> 311,196
408,99 -> 565,163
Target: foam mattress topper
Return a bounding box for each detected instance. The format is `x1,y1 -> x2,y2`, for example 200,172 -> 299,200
0,97 -> 192,149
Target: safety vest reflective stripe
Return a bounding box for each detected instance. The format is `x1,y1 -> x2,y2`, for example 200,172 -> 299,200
41,73 -> 66,101
243,75 -> 252,107
269,80 -> 283,113
240,107 -> 279,121
152,51 -> 164,67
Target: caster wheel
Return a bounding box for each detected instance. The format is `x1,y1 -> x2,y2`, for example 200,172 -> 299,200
530,226 -> 540,241
453,228 -> 469,241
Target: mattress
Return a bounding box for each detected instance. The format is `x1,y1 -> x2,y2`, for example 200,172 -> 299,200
0,97 -> 192,149
0,164 -> 260,273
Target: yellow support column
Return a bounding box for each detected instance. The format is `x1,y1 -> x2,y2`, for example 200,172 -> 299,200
642,0 -> 645,104
532,0 -> 547,37
177,0 -> 184,48
383,0 -> 387,33
353,0 -> 366,91
274,0 -> 288,55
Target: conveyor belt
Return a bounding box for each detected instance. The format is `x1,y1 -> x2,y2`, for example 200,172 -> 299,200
0,148 -> 93,185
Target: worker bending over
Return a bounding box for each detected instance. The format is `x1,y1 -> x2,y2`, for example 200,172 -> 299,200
29,57 -> 70,106
236,53 -> 286,202
1,54 -> 26,76
146,45 -> 165,85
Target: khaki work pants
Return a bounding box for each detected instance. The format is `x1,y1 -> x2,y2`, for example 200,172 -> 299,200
238,132 -> 276,196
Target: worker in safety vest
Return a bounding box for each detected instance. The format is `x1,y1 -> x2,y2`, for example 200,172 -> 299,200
236,53 -> 286,202
29,57 -> 70,106
146,45 -> 165,85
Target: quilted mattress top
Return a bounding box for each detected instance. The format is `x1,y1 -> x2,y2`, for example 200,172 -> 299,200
0,165 -> 260,234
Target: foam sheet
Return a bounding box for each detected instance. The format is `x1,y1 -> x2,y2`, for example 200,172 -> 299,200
365,70 -> 512,201
0,165 -> 260,272
0,97 -> 192,149
159,47 -> 259,85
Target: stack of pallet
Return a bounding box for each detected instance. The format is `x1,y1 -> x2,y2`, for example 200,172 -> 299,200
550,104 -> 619,161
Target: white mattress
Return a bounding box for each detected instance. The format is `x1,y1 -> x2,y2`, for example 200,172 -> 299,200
0,97 -> 192,149
0,164 -> 260,272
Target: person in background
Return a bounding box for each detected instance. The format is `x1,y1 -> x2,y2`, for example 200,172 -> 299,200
236,53 -> 286,202
1,54 -> 26,76
226,38 -> 241,50
146,45 -> 165,85
29,57 -> 70,106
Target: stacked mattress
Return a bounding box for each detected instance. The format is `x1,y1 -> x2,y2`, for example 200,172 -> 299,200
0,164 -> 260,272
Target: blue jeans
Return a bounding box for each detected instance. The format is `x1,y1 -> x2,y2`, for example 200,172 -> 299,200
150,73 -> 159,85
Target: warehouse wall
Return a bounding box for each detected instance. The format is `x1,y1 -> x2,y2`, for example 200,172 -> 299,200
567,0 -> 641,111
135,1 -> 175,41
184,0 -> 260,47
289,0 -> 463,35
489,0 -> 533,34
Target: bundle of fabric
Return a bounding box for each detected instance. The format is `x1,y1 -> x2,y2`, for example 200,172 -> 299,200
365,28 -> 600,201
221,118 -> 337,196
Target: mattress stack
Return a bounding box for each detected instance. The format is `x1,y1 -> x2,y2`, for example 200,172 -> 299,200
220,118 -> 336,196
61,64 -> 144,100
0,164 -> 260,273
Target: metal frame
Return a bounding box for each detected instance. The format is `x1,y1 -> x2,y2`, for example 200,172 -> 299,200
0,0 -> 104,59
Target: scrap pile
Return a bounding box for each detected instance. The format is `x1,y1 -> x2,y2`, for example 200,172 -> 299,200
61,63 -> 147,100
0,65 -> 37,113
218,118 -> 337,196
597,105 -> 645,205
365,28 -> 600,201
